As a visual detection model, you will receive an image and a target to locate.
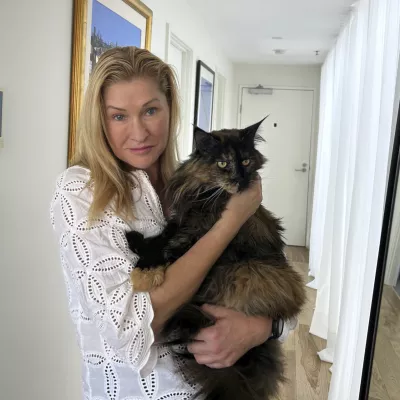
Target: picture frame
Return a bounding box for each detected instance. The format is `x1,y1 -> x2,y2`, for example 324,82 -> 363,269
68,0 -> 153,164
193,60 -> 215,136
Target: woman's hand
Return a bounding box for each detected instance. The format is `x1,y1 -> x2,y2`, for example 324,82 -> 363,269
223,176 -> 263,227
187,304 -> 272,369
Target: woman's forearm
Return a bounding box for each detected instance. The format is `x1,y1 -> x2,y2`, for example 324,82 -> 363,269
149,214 -> 241,333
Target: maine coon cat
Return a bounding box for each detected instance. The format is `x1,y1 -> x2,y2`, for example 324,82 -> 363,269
126,119 -> 306,400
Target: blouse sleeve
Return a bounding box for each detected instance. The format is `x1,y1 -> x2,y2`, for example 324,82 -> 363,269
50,167 -> 156,377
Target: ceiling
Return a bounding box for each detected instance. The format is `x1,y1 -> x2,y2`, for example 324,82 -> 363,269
186,0 -> 356,65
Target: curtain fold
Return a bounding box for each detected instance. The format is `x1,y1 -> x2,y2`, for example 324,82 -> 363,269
308,0 -> 400,398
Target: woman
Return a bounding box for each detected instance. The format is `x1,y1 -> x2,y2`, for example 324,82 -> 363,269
50,46 -> 293,399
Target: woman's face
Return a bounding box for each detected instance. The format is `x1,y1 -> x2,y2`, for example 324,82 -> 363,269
103,77 -> 170,171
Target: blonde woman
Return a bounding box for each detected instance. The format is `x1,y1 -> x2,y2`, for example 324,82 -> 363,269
50,46 -> 290,399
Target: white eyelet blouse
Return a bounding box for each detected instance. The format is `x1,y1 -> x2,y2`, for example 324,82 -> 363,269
50,166 -> 195,400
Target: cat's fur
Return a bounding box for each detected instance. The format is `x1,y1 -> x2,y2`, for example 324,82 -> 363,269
126,119 -> 306,400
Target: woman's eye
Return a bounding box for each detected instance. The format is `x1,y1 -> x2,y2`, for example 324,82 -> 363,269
242,159 -> 250,166
217,161 -> 228,169
112,114 -> 126,121
145,107 -> 157,116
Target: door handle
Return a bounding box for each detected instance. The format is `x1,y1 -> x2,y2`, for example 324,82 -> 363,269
295,162 -> 308,172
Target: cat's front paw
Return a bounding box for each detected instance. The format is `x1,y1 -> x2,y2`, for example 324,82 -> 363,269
130,266 -> 167,292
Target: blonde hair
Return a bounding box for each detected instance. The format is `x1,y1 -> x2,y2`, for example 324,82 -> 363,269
73,46 -> 180,220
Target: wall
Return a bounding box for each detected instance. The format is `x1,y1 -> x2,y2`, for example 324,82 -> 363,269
232,64 -> 322,246
0,1 -> 234,399
146,0 -> 234,158
0,0 -> 80,399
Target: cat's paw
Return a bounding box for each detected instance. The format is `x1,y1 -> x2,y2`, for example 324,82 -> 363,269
130,266 -> 166,292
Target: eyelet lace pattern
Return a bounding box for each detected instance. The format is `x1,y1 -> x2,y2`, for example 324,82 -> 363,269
50,166 -> 195,399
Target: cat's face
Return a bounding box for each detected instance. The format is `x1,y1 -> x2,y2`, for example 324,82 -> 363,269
192,119 -> 267,193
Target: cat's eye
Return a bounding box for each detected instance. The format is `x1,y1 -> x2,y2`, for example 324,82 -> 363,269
242,159 -> 250,166
217,161 -> 228,168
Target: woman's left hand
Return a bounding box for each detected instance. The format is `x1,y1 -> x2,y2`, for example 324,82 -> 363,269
187,304 -> 272,369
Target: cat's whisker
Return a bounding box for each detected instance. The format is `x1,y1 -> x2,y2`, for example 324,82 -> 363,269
203,190 -> 220,207
210,188 -> 225,209
196,185 -> 220,195
211,188 -> 225,212
203,187 -> 224,209
192,187 -> 222,204
193,185 -> 221,200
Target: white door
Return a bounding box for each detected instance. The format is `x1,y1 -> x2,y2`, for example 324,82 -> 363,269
240,88 -> 314,246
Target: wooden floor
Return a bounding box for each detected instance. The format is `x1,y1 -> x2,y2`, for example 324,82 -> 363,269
274,246 -> 332,400
368,285 -> 400,400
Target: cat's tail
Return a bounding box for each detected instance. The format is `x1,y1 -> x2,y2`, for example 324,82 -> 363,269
162,304 -> 285,400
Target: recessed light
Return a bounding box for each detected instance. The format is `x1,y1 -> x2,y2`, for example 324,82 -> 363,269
272,36 -> 283,40
273,49 -> 286,55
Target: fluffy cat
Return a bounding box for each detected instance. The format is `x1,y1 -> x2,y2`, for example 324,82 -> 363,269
126,119 -> 306,400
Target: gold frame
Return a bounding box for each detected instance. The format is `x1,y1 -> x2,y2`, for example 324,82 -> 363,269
68,0 -> 153,164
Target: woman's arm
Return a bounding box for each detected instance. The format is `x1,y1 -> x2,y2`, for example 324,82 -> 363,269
51,167 -> 161,377
149,178 -> 263,333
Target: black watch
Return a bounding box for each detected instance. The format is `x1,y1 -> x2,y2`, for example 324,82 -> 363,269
269,318 -> 284,340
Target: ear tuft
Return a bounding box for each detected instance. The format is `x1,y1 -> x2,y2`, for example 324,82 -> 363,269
194,126 -> 221,155
241,115 -> 269,142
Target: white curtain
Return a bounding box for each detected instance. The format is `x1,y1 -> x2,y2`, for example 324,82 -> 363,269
308,0 -> 400,398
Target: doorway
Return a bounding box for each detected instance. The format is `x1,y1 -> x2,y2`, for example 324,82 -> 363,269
239,86 -> 314,246
165,24 -> 193,159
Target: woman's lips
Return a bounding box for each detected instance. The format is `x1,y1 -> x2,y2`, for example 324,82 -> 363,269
129,146 -> 153,154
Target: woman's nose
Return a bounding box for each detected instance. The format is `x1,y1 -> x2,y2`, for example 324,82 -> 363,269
128,117 -> 149,143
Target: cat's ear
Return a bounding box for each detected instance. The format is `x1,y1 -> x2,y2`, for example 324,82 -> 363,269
194,126 -> 221,155
241,116 -> 268,143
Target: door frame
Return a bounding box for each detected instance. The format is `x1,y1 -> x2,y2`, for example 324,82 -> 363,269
165,23 -> 194,159
237,84 -> 318,247
213,69 -> 227,130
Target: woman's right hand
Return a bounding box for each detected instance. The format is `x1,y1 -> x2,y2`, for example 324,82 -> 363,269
223,176 -> 263,227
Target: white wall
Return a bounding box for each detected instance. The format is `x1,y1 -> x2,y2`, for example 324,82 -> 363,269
232,64 -> 322,247
0,1 -> 233,399
146,0 -> 234,157
0,1 -> 81,399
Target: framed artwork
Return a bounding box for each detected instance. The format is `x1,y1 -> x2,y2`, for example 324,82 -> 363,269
193,60 -> 215,134
68,0 -> 153,163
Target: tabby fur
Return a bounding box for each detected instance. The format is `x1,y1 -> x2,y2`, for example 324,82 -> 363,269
126,119 -> 306,400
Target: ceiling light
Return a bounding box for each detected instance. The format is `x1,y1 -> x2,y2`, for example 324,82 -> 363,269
273,49 -> 286,55
272,36 -> 283,40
